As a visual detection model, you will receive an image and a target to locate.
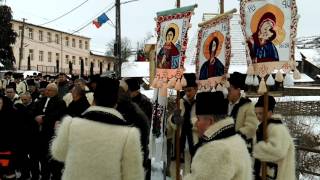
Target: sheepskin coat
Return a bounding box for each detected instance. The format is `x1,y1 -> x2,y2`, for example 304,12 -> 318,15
253,115 -> 296,180
51,106 -> 144,180
229,97 -> 259,140
184,117 -> 252,180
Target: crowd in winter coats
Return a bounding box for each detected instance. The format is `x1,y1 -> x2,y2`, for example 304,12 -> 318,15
0,70 -> 296,180
0,72 -> 152,180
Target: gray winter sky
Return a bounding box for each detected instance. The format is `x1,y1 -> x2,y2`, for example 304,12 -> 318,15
5,0 -> 320,52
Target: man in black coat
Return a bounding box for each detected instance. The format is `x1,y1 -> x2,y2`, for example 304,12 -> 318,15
125,78 -> 152,123
34,83 -> 66,180
14,93 -> 40,180
67,86 -> 90,117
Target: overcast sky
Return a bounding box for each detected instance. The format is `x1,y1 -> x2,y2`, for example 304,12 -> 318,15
6,0 -> 320,52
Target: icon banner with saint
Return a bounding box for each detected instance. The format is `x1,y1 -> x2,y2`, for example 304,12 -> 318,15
195,11 -> 234,91
240,0 -> 299,93
153,5 -> 197,89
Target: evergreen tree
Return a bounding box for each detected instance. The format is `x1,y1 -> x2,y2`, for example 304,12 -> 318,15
0,5 -> 17,70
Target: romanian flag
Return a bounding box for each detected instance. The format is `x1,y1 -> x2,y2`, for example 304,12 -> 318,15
93,13 -> 109,28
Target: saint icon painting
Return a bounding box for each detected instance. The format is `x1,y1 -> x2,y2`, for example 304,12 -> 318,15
199,31 -> 225,80
157,23 -> 180,69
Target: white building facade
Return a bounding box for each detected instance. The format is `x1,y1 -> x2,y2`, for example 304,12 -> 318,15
11,20 -> 114,75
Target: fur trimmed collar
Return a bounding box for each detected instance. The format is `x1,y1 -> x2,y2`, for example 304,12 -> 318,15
83,106 -> 124,120
203,117 -> 235,141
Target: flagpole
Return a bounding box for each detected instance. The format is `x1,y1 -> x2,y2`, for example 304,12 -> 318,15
175,1 -> 181,180
220,0 -> 224,14
115,0 -> 122,78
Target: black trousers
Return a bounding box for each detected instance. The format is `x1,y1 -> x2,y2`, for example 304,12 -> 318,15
39,143 -> 63,180
179,126 -> 195,158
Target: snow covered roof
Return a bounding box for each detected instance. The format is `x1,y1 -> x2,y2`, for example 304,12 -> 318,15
297,48 -> 320,68
121,61 -> 149,77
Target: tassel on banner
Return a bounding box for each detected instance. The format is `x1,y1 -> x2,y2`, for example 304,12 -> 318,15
211,87 -> 216,92
168,77 -> 177,89
156,79 -> 163,88
216,84 -> 223,92
222,85 -> 229,99
181,76 -> 187,87
293,68 -> 301,80
205,84 -> 211,92
245,75 -> 254,85
160,82 -> 168,97
283,74 -> 294,87
275,70 -> 284,82
253,75 -> 260,86
246,64 -> 255,75
225,80 -> 230,88
175,78 -> 182,91
266,74 -> 275,86
151,77 -> 158,88
258,77 -> 267,94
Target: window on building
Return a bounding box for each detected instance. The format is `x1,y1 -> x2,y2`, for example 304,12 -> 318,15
28,28 -> 33,39
56,53 -> 60,61
85,41 -> 89,50
47,32 -> 52,42
85,58 -> 88,66
48,52 -> 52,62
65,55 -> 69,64
39,30 -> 43,41
79,40 -> 83,49
65,37 -> 69,46
18,26 -> 23,37
107,63 -> 111,70
72,38 -> 76,47
72,56 -> 76,65
39,51 -> 43,62
29,49 -> 34,61
55,34 -> 60,44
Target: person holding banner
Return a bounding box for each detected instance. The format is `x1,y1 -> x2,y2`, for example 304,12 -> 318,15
184,91 -> 252,180
167,73 -> 198,176
227,72 -> 259,153
253,95 -> 296,180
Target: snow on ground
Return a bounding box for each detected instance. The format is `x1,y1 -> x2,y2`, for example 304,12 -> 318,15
121,61 -> 149,77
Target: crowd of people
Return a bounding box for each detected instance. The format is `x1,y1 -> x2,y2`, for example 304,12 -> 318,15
0,70 -> 296,180
0,72 -> 152,180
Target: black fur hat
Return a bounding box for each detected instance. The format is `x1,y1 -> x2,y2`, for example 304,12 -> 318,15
228,72 -> 246,90
196,91 -> 227,116
255,95 -> 276,112
183,73 -> 197,88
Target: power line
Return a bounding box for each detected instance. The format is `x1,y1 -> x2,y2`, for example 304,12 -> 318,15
40,0 -> 90,26
71,4 -> 115,34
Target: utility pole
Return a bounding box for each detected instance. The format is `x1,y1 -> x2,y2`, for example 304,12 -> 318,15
18,18 -> 26,70
115,0 -> 121,78
220,0 -> 224,14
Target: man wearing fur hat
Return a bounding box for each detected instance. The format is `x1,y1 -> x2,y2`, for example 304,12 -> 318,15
51,77 -> 144,180
227,72 -> 259,153
253,95 -> 296,180
167,73 -> 198,176
184,91 -> 252,180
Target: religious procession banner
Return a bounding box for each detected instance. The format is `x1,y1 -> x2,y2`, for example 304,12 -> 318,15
195,9 -> 236,92
152,5 -> 197,91
240,0 -> 299,93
